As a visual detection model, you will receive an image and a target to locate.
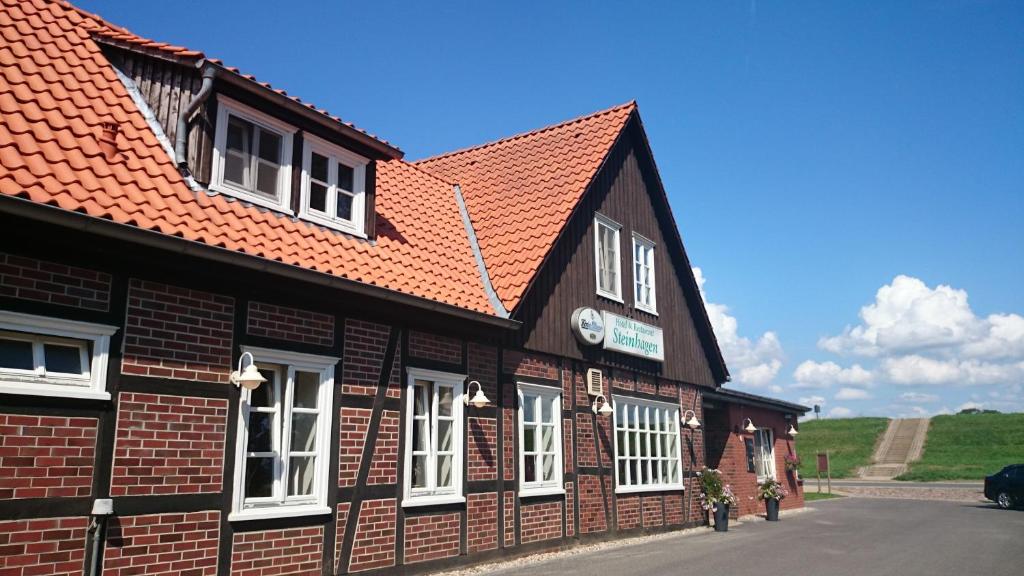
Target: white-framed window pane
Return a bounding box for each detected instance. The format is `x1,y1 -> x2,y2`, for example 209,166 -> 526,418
336,191 -> 354,221
290,413 -> 317,452
438,386 -> 454,417
245,457 -> 274,498
614,398 -> 682,492
0,337 -> 33,370
518,383 -> 563,494
293,371 -> 319,408
224,116 -> 253,188
437,454 -> 453,488
247,412 -> 274,452
411,455 -> 427,488
42,343 -> 83,375
288,456 -> 315,496
404,369 -> 465,505
308,152 -> 330,213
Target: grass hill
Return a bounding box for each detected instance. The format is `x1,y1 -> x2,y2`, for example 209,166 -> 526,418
896,412 -> 1024,481
795,417 -> 889,478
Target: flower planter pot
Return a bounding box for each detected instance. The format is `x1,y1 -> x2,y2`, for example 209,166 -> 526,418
765,498 -> 780,521
713,503 -> 730,532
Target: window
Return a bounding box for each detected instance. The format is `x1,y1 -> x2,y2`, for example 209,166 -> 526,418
211,95 -> 296,213
594,214 -> 622,301
753,428 -> 776,482
0,310 -> 117,400
632,234 -> 656,313
613,397 -> 683,493
518,383 -> 563,496
299,133 -> 369,236
403,368 -> 465,507
230,346 -> 337,521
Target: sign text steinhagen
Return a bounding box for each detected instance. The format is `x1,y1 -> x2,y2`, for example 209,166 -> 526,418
603,311 -> 664,362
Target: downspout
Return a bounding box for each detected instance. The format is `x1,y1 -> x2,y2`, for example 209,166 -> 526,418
175,63 -> 216,175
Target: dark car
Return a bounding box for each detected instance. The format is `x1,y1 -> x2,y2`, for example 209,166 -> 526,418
984,464 -> 1023,509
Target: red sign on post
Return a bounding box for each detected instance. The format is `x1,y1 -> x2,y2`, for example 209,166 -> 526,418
817,452 -> 830,473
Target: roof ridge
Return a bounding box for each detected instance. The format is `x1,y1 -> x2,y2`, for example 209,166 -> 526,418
414,100 -> 637,166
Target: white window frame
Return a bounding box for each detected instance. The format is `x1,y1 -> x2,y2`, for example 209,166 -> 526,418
517,382 -> 564,497
298,132 -> 369,237
612,396 -> 684,494
0,310 -> 117,400
403,367 -> 466,508
594,213 -> 623,302
229,346 -> 338,521
632,233 -> 657,314
753,427 -> 777,482
211,94 -> 297,214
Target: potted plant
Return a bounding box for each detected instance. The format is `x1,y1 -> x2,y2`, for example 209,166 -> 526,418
758,478 -> 789,521
698,467 -> 737,532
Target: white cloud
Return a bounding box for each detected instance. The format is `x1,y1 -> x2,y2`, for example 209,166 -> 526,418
880,355 -> 1024,386
819,275 -> 1024,360
899,392 -> 939,403
693,267 -> 785,389
828,406 -> 853,418
835,387 -> 872,400
798,395 -> 826,407
792,360 -> 872,389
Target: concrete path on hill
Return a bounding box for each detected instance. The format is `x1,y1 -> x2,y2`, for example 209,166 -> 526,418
459,498 -> 1022,576
859,417 -> 930,479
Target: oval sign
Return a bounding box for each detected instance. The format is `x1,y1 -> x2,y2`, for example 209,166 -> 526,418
571,307 -> 605,345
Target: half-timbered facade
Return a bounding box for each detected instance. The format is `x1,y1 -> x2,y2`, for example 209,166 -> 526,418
0,1 -> 805,575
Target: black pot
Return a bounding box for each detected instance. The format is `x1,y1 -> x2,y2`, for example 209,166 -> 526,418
766,498 -> 780,521
713,503 -> 730,532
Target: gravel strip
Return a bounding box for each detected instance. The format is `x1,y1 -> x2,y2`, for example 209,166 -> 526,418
430,525 -> 713,576
827,485 -> 985,503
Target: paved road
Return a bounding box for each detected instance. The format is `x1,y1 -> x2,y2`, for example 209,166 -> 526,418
483,498 -> 1023,576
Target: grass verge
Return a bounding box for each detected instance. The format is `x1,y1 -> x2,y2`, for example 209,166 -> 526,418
804,492 -> 844,501
794,417 -> 890,478
897,412 -> 1024,481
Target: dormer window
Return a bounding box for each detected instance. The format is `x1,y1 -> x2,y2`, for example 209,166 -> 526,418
299,133 -> 368,237
211,95 -> 296,213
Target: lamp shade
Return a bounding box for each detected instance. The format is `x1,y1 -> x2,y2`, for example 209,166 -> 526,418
685,414 -> 702,430
787,424 -> 799,436
468,387 -> 490,408
743,418 -> 756,433
236,363 -> 267,390
598,400 -> 614,416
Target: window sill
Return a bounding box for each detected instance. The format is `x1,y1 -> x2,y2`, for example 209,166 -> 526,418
615,483 -> 685,495
634,305 -> 658,317
0,383 -> 110,401
402,494 -> 466,508
228,504 -> 331,522
519,486 -> 565,498
596,291 -> 624,304
298,210 -> 368,239
210,182 -> 293,215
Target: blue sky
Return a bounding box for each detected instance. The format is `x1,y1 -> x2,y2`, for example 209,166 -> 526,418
80,1 -> 1024,417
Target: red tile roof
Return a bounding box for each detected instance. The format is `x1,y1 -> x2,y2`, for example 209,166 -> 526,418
415,102 -> 636,310
0,0 -> 494,315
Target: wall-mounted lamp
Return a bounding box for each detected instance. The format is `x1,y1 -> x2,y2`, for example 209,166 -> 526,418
464,380 -> 491,408
230,351 -> 267,390
682,409 -> 701,430
742,418 -> 757,434
591,394 -> 614,416
787,424 -> 799,436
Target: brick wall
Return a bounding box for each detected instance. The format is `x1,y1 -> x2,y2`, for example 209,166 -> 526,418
110,393 -> 227,496
564,482 -> 575,537
0,414 -> 96,499
230,527 -> 322,576
578,474 -> 608,534
349,499 -> 396,572
403,513 -> 460,564
616,495 -> 640,530
367,410 -> 399,485
338,407 -> 370,488
104,512 -> 219,576
503,491 -> 515,547
334,503 -> 351,574
0,516 -> 88,575
503,351 -> 557,380
520,501 -> 562,543
641,495 -> 663,527
342,320 -> 390,396
664,492 -> 685,525
408,331 -> 462,364
246,301 -> 334,347
121,279 -> 233,383
467,493 -> 498,553
467,417 -> 497,481
0,252 -> 110,311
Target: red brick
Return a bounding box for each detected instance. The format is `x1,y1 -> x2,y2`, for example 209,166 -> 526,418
0,516 -> 87,575
0,252 -> 111,311
403,513 -> 459,564
230,526 -> 321,576
104,512 -> 219,576
0,414 -> 96,500
407,331 -> 461,364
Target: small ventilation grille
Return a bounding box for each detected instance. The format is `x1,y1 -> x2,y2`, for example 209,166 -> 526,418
586,369 -> 603,396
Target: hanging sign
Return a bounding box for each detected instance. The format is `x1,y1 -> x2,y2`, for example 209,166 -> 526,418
602,311 -> 665,362
570,307 -> 605,345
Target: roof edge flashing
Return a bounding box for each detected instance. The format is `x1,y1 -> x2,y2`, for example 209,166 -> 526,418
454,184 -> 509,318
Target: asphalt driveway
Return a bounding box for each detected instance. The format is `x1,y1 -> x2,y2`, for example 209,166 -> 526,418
482,498 -> 1023,576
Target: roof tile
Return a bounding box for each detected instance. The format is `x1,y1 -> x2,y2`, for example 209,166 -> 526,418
0,0 -> 494,316
415,102 -> 635,310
